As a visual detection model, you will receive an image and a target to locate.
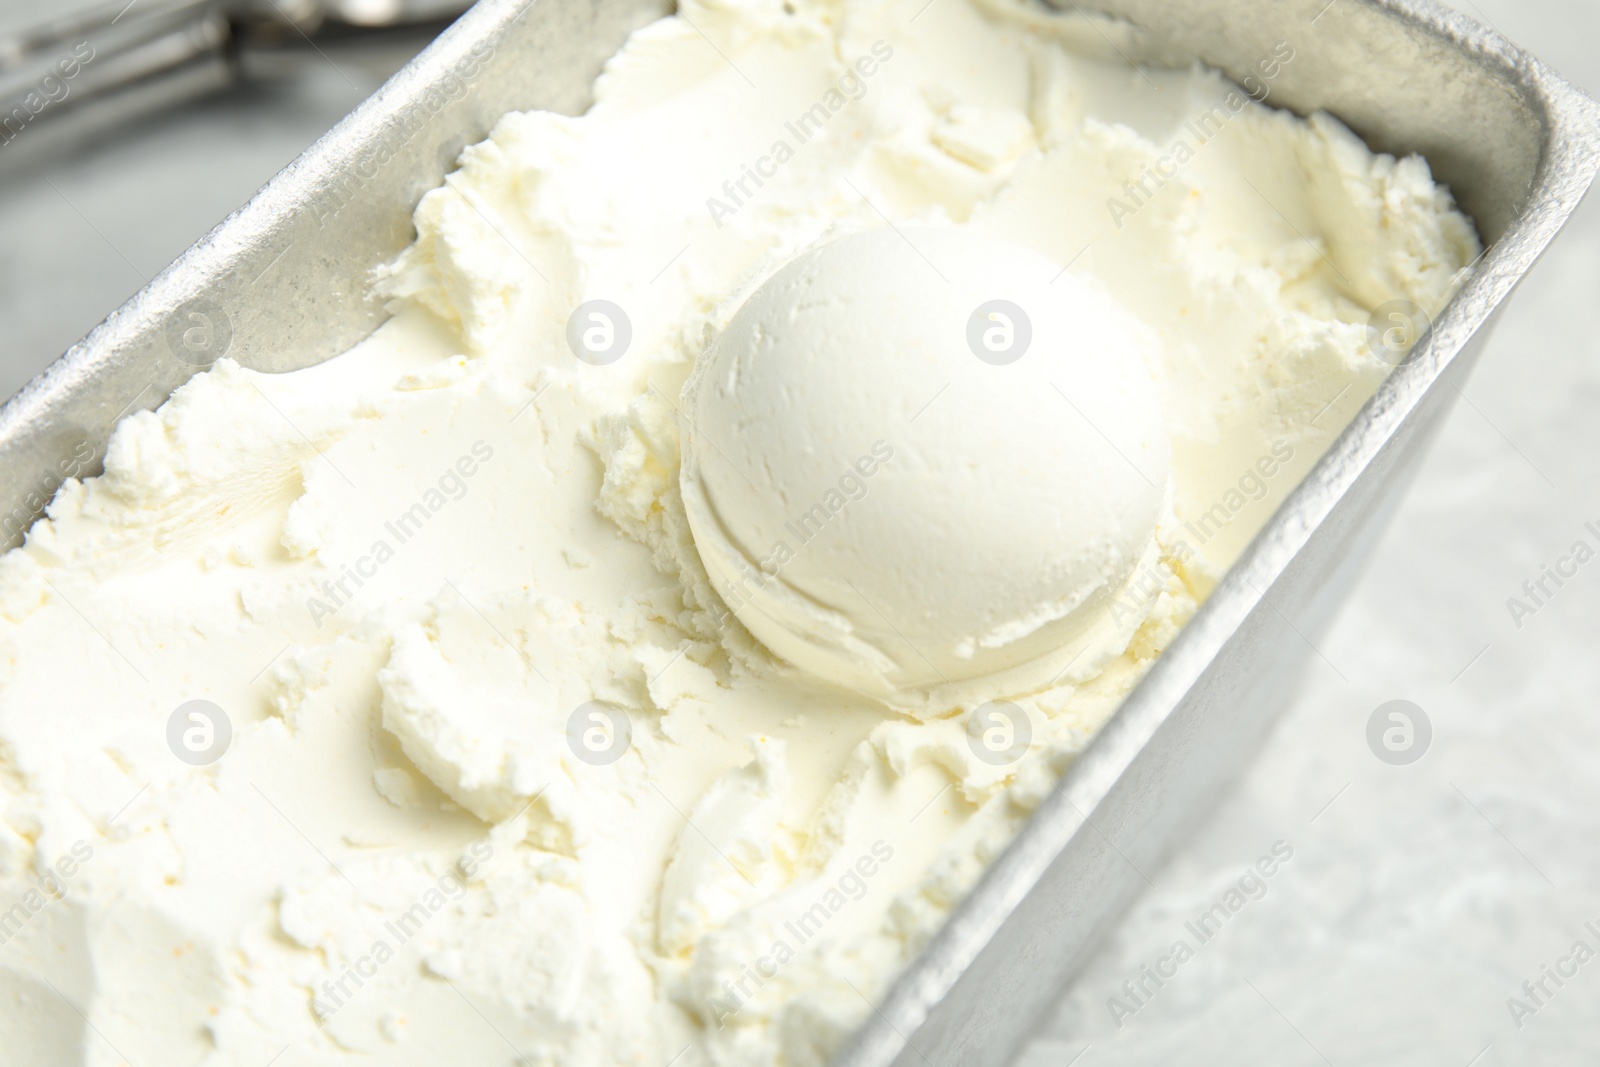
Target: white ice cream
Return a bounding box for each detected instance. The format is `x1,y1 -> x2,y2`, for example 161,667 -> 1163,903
681,226 -> 1171,709
0,0 -> 1479,1063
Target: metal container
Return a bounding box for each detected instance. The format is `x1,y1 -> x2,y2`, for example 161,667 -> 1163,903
0,0 -> 1594,1064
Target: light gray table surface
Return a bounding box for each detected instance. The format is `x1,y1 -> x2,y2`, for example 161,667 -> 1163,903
0,2 -> 1595,1065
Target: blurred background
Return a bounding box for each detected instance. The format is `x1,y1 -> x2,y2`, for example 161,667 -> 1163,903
0,0 -> 465,402
0,0 -> 1595,1064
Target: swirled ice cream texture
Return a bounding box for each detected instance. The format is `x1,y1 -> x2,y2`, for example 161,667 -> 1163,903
0,0 -> 1477,1063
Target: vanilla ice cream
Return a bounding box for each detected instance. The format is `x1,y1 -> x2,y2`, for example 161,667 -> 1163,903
0,0 -> 1479,1063
681,226 -> 1171,710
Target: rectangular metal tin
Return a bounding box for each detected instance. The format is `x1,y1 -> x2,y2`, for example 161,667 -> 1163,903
0,1 -> 1594,1064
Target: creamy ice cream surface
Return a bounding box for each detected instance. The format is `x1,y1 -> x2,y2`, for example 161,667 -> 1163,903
681,226 -> 1172,711
0,0 -> 1478,1063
